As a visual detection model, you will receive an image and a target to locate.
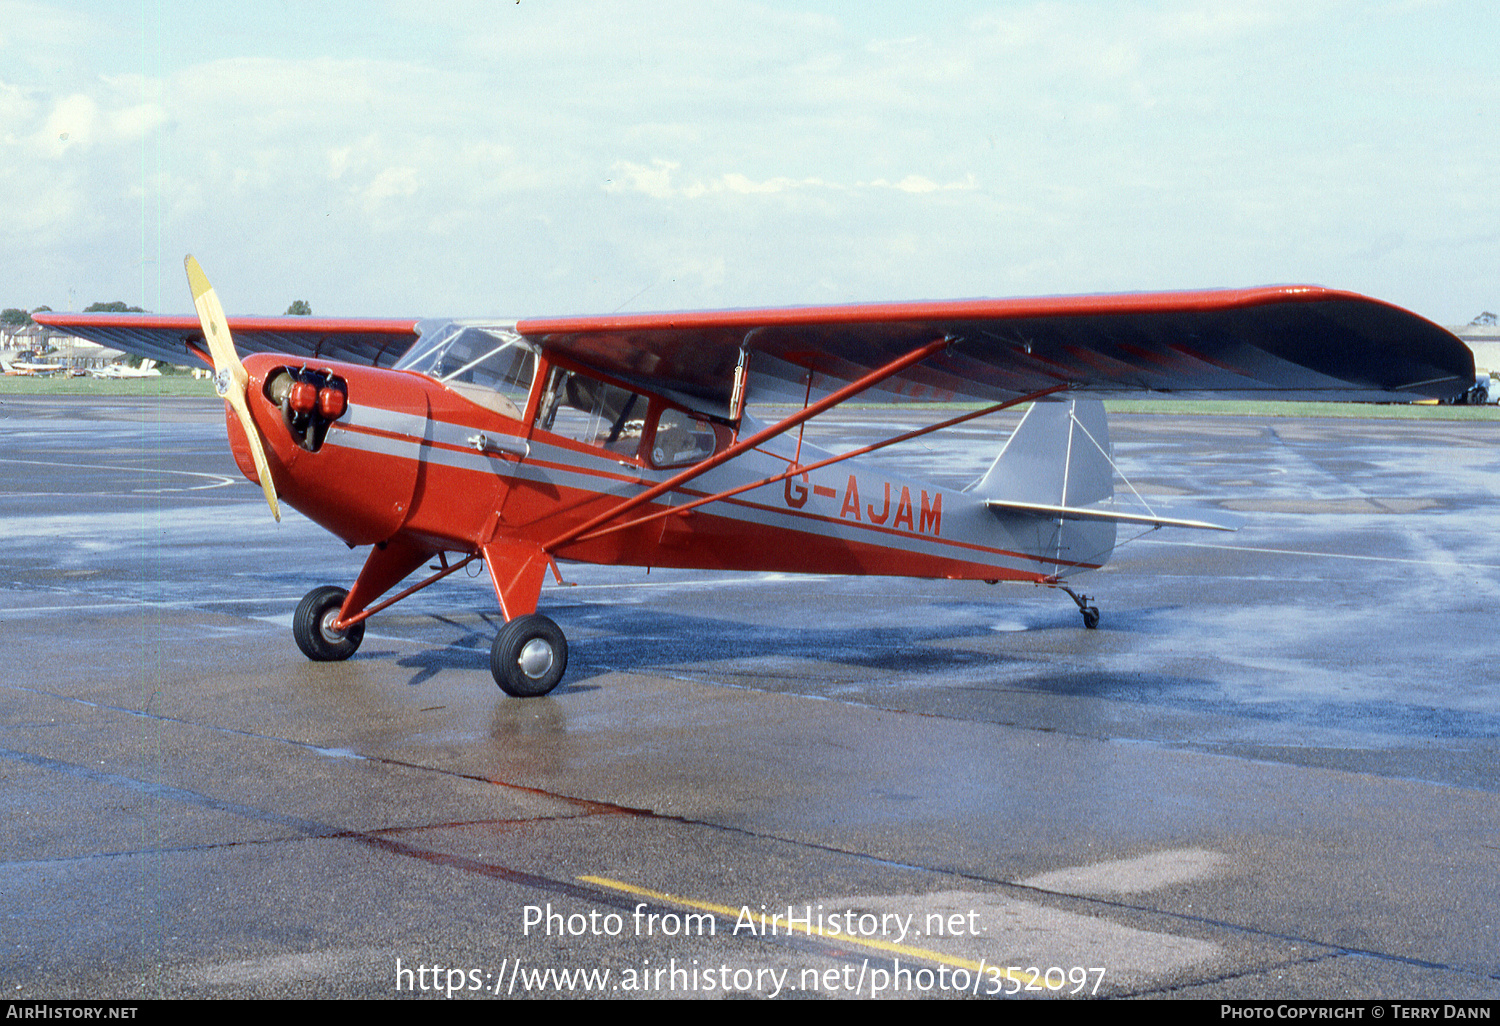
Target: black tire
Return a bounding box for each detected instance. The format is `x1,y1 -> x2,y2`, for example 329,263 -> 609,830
490,613 -> 568,697
1082,607 -> 1100,630
293,586 -> 365,661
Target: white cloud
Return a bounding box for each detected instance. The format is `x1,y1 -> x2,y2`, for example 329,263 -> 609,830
607,159 -> 680,200
37,93 -> 97,156
606,160 -> 978,200
0,1 -> 1491,322
362,166 -> 419,205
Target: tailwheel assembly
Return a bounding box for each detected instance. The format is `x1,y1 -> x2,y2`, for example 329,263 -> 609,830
293,585 -> 366,660
490,613 -> 569,697
1054,583 -> 1101,630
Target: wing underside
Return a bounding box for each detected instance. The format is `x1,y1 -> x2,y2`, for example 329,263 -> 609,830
518,287 -> 1473,415
35,287 -> 1472,411
31,313 -> 422,368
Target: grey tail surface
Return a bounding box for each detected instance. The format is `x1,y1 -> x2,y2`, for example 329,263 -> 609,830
972,398 -> 1114,509
970,398 -> 1117,574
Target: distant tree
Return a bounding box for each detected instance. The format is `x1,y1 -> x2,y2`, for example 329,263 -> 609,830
1472,311 -> 1498,327
83,301 -> 147,313
285,300 -> 312,316
2,308 -> 31,327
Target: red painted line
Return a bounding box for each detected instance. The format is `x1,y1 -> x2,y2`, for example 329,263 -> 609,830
698,493 -> 1104,571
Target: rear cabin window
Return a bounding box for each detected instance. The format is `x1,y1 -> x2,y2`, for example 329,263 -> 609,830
650,408 -> 719,468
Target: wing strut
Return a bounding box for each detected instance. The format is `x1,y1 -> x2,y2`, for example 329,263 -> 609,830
541,335 -> 961,554
569,383 -> 1071,547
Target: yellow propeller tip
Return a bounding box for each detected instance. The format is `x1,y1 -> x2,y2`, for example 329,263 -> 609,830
184,255 -> 212,302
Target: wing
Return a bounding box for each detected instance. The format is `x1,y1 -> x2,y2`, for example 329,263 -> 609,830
31,312 -> 421,368
35,286 -> 1473,410
517,286 -> 1473,414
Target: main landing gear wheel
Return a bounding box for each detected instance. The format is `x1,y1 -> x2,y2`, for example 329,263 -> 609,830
491,613 -> 568,697
293,586 -> 365,661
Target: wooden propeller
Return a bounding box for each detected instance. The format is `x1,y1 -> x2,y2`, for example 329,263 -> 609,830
185,255 -> 281,521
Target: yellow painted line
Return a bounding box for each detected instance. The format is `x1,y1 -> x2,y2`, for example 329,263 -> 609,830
579,874 -> 1036,986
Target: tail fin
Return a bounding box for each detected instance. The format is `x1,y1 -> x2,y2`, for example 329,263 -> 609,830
971,399 -> 1117,574
973,398 -> 1114,508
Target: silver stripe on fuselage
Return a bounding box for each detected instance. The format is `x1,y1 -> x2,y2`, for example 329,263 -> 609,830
324,404 -> 1051,574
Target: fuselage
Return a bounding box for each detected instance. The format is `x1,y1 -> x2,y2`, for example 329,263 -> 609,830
230,353 -> 1106,586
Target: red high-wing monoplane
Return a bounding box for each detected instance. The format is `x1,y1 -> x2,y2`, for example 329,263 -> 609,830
37,258 -> 1473,697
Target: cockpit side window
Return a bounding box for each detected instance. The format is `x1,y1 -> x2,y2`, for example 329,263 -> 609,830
536,366 -> 647,459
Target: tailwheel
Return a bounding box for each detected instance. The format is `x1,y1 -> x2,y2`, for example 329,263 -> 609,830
293,586 -> 365,661
1053,583 -> 1101,630
491,613 -> 568,697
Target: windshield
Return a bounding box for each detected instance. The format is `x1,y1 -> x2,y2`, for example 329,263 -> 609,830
395,321 -> 536,411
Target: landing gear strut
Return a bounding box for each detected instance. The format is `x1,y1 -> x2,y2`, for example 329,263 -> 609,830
290,552 -> 570,697
1055,583 -> 1100,630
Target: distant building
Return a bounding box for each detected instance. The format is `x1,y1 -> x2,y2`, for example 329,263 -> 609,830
0,322 -> 47,350
1452,316 -> 1500,375
1,322 -> 121,372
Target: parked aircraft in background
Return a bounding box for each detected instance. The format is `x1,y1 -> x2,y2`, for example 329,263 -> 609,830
89,359 -> 162,379
1,353 -> 70,376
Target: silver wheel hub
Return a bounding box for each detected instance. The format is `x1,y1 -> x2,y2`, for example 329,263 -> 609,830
319,608 -> 346,643
517,638 -> 555,679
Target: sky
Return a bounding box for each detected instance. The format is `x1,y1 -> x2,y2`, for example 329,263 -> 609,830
1,0 -> 1494,326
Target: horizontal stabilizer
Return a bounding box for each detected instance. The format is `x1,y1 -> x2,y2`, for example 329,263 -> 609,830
983,498 -> 1240,532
